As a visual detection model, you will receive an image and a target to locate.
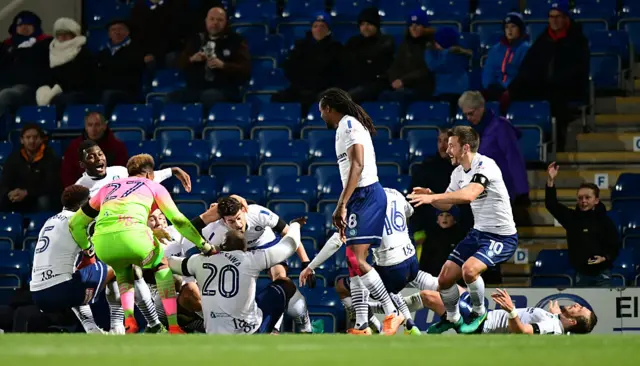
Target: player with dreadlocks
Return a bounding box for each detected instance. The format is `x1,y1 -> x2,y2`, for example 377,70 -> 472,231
318,88 -> 404,335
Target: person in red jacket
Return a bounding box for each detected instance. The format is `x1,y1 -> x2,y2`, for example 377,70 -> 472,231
61,112 -> 127,187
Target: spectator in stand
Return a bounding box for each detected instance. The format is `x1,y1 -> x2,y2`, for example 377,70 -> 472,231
96,19 -> 145,115
383,8 -> 434,103
507,0 -> 589,150
0,124 -> 61,213
61,112 -> 128,187
131,0 -> 188,69
35,18 -> 96,113
482,12 -> 530,102
342,7 -> 395,103
171,6 -> 250,109
545,162 -> 619,287
425,27 -> 471,110
272,12 -> 342,112
458,91 -> 530,207
0,11 -> 51,118
419,207 -> 466,277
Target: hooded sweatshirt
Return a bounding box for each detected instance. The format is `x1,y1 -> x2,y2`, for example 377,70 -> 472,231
482,36 -> 530,89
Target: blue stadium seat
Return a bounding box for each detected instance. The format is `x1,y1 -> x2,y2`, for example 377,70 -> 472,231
404,101 -> 451,127
157,103 -> 203,132
0,238 -> 12,251
588,30 -> 630,63
361,102 -> 401,133
331,23 -> 359,44
532,249 -> 574,287
86,28 -> 109,53
302,129 -> 334,143
259,164 -> 301,190
310,164 -> 339,191
300,236 -> 318,255
308,138 -> 335,163
270,176 -> 318,204
233,0 -> 278,26
331,0 -> 375,21
170,176 -> 217,203
0,250 -> 30,283
206,103 -> 252,133
46,140 -> 63,157
619,19 -> 640,57
204,128 -> 243,152
373,139 -> 409,171
221,176 -> 268,204
282,0 -> 326,21
623,236 -> 640,252
154,129 -> 194,142
425,0 -> 468,29
613,173 -> 640,201
211,140 -> 260,173
506,101 -> 552,134
519,127 -> 543,161
298,212 -> 326,246
319,200 -> 338,228
319,174 -> 342,201
14,105 -> 57,132
267,200 -> 309,220
248,34 -> 285,61
112,129 -> 144,142
524,0 -> 556,20
0,213 -> 22,244
233,25 -> 269,43
262,139 -> 309,169
474,1 -> 520,21
253,128 -> 292,153
84,1 -> 131,28
60,104 -> 105,130
161,140 -> 210,174
402,127 -> 440,162
248,68 -> 288,91
572,4 -> 614,33
303,107 -> 324,127
24,212 -> 54,238
176,201 -> 207,219
379,175 -> 412,195
299,288 -> 344,333
379,0 -> 421,22
591,54 -> 621,89
459,32 -> 481,64
125,140 -> 161,160
612,248 -> 637,284
256,103 -> 301,123
150,69 -> 185,94
0,141 -> 11,166
210,165 -> 251,177
110,104 -> 154,133
525,21 -> 548,40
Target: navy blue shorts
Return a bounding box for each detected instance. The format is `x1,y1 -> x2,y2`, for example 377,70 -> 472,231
345,182 -> 387,247
32,261 -> 108,312
374,256 -> 419,294
448,229 -> 518,267
255,282 -> 289,334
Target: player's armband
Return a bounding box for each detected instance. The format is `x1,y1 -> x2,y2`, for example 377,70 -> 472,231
470,174 -> 490,188
531,323 -> 541,334
81,202 -> 99,219
274,218 -> 287,233
181,257 -> 193,277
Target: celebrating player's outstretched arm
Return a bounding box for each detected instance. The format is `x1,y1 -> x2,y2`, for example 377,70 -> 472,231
408,183 -> 485,207
491,288 -> 534,334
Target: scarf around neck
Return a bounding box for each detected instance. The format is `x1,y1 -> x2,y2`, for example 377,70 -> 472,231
49,36 -> 86,68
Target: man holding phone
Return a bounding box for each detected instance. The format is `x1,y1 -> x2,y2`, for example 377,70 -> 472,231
545,162 -> 620,287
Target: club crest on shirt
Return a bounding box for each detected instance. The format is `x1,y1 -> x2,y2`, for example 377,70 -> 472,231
349,228 -> 357,237
254,226 -> 264,231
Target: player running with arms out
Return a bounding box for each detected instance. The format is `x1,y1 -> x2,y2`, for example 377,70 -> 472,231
319,88 -> 403,335
195,196 -> 316,333
167,219 -> 307,334
300,188 -> 439,335
30,185 -> 114,334
69,154 -> 214,334
408,126 -> 518,334
75,139 -> 193,333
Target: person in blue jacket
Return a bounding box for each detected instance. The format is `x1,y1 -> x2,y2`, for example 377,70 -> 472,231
482,12 -> 530,101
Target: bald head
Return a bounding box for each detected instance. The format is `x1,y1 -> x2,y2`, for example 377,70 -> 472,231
206,7 -> 227,36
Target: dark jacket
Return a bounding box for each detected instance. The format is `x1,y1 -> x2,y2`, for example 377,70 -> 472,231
388,33 -> 434,95
0,144 -> 61,199
180,29 -> 251,91
509,20 -> 589,102
283,32 -> 343,92
419,224 -> 466,275
545,185 -> 620,275
43,39 -> 97,93
473,109 -> 530,199
131,0 -> 188,59
61,129 -> 128,187
0,34 -> 50,87
343,33 -> 394,90
96,40 -> 145,95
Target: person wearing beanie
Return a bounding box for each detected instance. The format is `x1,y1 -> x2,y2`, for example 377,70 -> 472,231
35,17 -> 97,113
0,11 -> 51,118
425,27 -> 470,101
272,11 -> 342,111
481,12 -> 530,100
342,7 -> 395,103
383,8 -> 435,103
507,0 -> 589,151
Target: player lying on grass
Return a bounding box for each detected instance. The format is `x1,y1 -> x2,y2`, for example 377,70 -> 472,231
299,187 -> 439,335
190,196 -> 316,333
168,219 -> 306,334
380,288 -> 597,334
75,139 -> 193,333
69,154 -> 214,334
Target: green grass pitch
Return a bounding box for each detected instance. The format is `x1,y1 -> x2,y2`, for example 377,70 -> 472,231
1,334 -> 640,366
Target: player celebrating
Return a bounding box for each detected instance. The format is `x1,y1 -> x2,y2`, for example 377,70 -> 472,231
300,188 -> 439,335
319,88 -> 403,335
197,196 -> 315,333
408,126 -> 518,334
30,185 -> 112,334
168,220 -> 306,334
69,154 -> 213,334
75,139 -> 192,333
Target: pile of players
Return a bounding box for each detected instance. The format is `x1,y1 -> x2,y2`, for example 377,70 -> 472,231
29,88 -> 597,335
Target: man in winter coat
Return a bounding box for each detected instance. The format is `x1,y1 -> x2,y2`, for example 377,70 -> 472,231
272,12 -> 343,112
546,162 -> 619,287
0,123 -> 61,213
343,7 -> 395,103
61,112 -> 127,187
482,12 -> 530,101
0,11 -> 51,117
171,6 -> 251,110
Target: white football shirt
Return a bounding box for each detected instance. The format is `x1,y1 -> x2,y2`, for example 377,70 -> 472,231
30,210 -> 82,291
201,205 -> 281,250
447,153 -> 516,236
75,166 -> 172,197
334,115 -> 378,188
483,308 -> 564,334
374,188 -> 416,267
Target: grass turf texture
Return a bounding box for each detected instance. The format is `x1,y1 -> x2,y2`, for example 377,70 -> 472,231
1,334 -> 639,365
